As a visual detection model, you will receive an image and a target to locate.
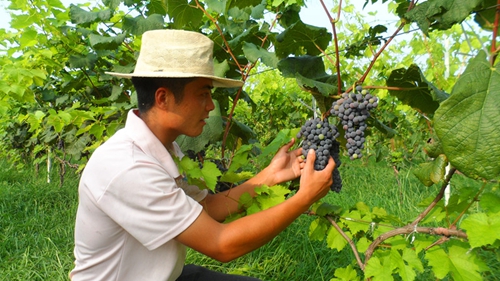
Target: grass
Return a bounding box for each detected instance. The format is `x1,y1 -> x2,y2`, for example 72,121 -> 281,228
0,157 -> 497,280
0,162 -> 79,281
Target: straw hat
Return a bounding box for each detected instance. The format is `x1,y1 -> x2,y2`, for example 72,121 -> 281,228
106,29 -> 243,88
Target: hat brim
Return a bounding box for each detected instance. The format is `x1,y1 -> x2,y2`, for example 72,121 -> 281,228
105,71 -> 244,88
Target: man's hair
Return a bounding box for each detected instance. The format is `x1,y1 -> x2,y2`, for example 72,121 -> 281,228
131,77 -> 195,113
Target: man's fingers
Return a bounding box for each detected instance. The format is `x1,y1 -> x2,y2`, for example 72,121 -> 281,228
304,149 -> 316,171
278,138 -> 295,154
324,156 -> 336,173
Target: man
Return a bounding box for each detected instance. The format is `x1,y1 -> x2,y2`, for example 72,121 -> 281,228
70,29 -> 335,281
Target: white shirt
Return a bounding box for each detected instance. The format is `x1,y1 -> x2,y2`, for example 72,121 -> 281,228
70,109 -> 208,281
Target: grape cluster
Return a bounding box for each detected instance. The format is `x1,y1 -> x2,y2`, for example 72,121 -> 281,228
330,85 -> 378,160
329,140 -> 343,192
296,117 -> 343,192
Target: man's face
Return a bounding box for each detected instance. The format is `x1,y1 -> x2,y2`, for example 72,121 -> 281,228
168,77 -> 215,137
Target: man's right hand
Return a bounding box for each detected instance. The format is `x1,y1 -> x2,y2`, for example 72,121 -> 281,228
297,149 -> 335,204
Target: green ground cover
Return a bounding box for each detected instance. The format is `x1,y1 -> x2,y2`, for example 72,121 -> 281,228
0,158 -> 497,280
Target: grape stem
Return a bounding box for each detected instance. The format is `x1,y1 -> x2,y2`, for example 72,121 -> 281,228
348,1 -> 417,94
410,166 -> 456,228
354,23 -> 405,93
450,181 -> 487,227
490,0 -> 500,65
319,0 -> 343,95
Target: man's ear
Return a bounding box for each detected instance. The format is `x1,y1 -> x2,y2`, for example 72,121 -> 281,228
155,87 -> 173,110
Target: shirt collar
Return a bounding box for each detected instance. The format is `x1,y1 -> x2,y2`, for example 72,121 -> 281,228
124,109 -> 181,178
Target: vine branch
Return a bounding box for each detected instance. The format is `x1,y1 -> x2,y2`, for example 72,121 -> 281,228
363,225 -> 468,266
325,215 -> 365,270
354,23 -> 405,92
319,0 -> 343,95
490,0 -> 500,65
450,181 -> 487,227
410,166 -> 456,227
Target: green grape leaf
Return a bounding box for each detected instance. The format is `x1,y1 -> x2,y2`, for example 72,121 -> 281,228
421,205 -> 446,224
390,248 -> 417,281
344,210 -> 370,234
425,240 -> 487,280
412,154 -> 448,187
69,5 -> 112,26
89,33 -> 126,50
326,226 -> 350,251
276,4 -> 301,28
245,198 -> 262,215
177,156 -> 203,179
166,0 -> 203,29
146,0 -> 168,16
278,55 -> 330,80
314,202 -> 342,216
213,59 -> 231,79
370,117 -> 398,138
242,42 -> 279,68
434,51 -> 500,180
25,111 -> 46,132
219,171 -> 253,183
404,0 -> 483,35
355,201 -> 371,214
402,248 -> 424,273
205,0 -> 227,14
11,14 -> 40,29
254,185 -> 289,210
364,256 -> 394,281
89,123 -> 106,139
461,212 -> 500,248
66,134 -> 91,159
103,0 -> 121,10
413,236 -> 435,254
19,28 -> 38,47
423,134 -> 445,158
277,55 -> 337,111
123,14 -> 165,36
228,118 -> 256,143
479,192 -> 500,213
386,64 -> 449,115
295,73 -> 338,98
332,264 -> 360,281
228,0 -> 261,9
256,129 -> 293,166
201,161 -> 222,191
228,144 -> 253,173
68,53 -> 98,69
250,3 -> 266,19
309,217 -> 329,241
356,237 -> 370,253
274,21 -> 331,59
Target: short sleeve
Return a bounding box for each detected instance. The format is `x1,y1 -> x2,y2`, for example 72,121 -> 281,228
176,178 -> 209,202
96,162 -> 203,251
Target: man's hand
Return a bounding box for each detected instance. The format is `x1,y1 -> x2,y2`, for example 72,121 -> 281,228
264,138 -> 303,185
297,149 -> 335,203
